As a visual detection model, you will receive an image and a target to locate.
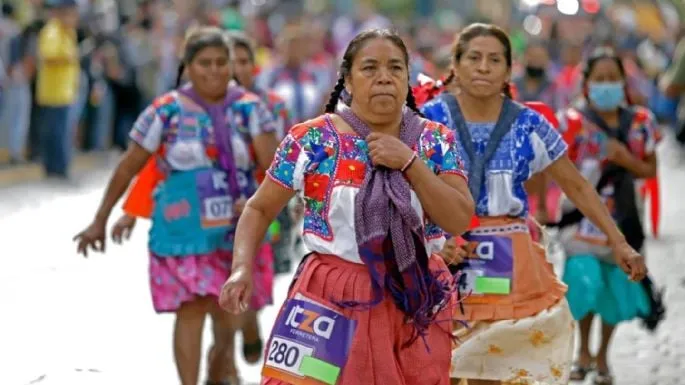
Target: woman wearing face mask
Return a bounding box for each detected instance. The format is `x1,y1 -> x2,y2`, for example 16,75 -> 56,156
419,24 -> 648,385
555,48 -> 661,385
73,27 -> 279,385
512,40 -> 559,110
220,29 -> 475,385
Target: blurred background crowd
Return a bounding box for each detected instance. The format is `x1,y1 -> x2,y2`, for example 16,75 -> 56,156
1,0 -> 685,177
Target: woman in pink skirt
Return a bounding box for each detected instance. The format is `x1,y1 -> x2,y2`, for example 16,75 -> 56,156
220,29 -> 475,385
73,26 -> 278,385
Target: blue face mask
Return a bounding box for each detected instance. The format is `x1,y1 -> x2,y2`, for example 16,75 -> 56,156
587,81 -> 625,111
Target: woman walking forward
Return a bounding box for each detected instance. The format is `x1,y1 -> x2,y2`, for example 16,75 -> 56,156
220,29 -> 475,385
558,48 -> 661,385
74,27 -> 278,385
420,23 -> 648,385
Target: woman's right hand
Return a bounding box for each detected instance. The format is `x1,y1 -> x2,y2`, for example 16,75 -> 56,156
219,266 -> 253,314
111,214 -> 137,244
439,237 -> 467,265
73,220 -> 107,257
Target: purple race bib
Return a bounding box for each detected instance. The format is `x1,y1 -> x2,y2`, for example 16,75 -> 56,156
195,169 -> 233,228
262,294 -> 357,385
460,233 -> 514,295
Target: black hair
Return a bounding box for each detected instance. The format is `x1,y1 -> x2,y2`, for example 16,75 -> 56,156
582,46 -> 631,105
225,30 -> 256,63
582,47 -> 626,82
2,3 -> 14,17
445,23 -> 513,98
323,29 -> 423,117
175,27 -> 231,88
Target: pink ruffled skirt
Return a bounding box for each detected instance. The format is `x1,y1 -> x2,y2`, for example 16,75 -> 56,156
149,244 -> 274,313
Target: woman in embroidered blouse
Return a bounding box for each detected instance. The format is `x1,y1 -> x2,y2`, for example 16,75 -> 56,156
220,29 -> 475,385
226,30 -> 300,277
73,27 -> 279,385
225,29 -> 294,367
557,48 -> 660,385
419,23 -> 648,385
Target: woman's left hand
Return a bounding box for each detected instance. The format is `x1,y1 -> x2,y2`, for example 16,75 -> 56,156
606,139 -> 633,167
367,132 -> 415,170
612,241 -> 648,281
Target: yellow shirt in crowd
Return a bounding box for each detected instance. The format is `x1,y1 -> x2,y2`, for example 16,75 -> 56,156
37,19 -> 79,106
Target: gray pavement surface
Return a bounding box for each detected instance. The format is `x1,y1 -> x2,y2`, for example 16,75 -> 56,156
1,137 -> 684,384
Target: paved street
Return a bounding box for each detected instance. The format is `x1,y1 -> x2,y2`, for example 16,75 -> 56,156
1,136 -> 685,385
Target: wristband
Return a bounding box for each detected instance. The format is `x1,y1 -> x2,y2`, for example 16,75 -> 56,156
401,152 -> 418,173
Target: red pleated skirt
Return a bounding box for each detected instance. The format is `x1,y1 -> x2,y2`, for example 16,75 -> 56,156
261,253 -> 454,385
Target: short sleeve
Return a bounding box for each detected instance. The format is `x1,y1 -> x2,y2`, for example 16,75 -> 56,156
129,104 -> 164,153
266,127 -> 310,191
247,99 -> 277,137
419,122 -> 468,180
419,98 -> 452,128
528,110 -> 568,174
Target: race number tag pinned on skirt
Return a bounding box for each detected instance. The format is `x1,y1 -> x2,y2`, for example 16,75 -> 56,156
460,234 -> 514,295
262,294 -> 357,385
195,170 -> 233,228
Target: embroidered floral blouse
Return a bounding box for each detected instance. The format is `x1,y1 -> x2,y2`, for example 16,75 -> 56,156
266,114 -> 468,264
421,98 -> 568,218
557,101 -> 661,185
129,89 -> 276,199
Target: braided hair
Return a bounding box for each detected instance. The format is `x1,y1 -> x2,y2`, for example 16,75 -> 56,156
324,29 -> 424,117
175,26 -> 231,88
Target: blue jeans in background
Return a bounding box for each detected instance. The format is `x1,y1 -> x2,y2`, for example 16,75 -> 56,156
40,105 -> 72,176
0,81 -> 32,161
84,83 -> 114,151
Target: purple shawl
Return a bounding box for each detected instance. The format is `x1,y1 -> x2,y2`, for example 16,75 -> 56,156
178,85 -> 245,201
336,104 -> 454,347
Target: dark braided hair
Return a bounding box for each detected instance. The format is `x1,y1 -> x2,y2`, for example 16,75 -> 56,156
445,23 -> 514,99
324,29 -> 423,117
175,26 -> 231,88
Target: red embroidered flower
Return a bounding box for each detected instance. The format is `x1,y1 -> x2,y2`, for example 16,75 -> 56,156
336,160 -> 366,186
304,174 -> 330,201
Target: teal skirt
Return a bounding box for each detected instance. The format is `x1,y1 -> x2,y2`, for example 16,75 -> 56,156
563,254 -> 651,325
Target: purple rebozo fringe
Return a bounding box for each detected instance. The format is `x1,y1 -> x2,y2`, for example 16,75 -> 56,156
334,233 -> 470,351
332,104 -> 470,351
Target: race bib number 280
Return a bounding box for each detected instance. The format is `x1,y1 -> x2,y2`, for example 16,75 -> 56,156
262,295 -> 357,385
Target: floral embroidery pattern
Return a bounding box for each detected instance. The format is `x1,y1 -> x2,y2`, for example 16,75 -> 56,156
131,91 -> 272,199
529,329 -> 549,347
561,104 -> 661,165
266,114 -> 467,242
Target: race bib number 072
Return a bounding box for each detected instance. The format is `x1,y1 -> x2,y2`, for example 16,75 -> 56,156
196,170 -> 233,228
